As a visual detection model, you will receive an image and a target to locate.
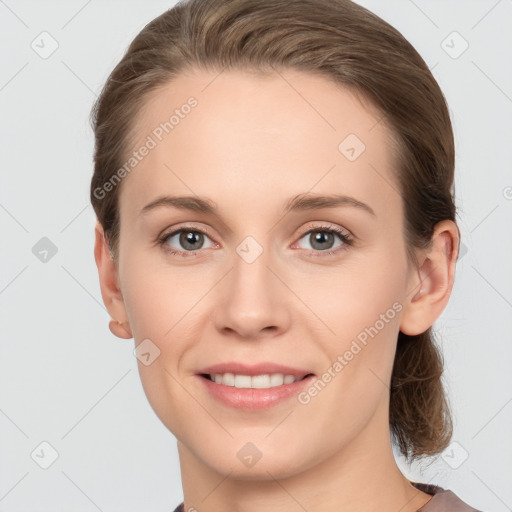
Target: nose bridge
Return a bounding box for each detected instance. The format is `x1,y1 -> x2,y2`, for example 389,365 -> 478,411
233,234 -> 272,293
213,233 -> 290,337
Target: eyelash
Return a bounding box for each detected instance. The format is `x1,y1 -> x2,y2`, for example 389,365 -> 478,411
156,224 -> 353,258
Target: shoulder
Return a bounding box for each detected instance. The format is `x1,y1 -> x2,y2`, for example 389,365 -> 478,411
411,481 -> 485,512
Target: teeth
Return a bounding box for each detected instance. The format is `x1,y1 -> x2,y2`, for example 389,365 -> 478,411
209,373 -> 301,388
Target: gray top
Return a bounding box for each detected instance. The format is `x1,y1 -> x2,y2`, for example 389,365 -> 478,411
412,481 -> 483,511
171,481 -> 484,512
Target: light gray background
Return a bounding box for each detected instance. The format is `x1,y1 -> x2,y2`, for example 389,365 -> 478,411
0,0 -> 511,511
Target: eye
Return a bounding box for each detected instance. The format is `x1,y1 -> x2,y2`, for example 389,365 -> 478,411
157,223 -> 353,258
294,224 -> 353,256
157,226 -> 216,257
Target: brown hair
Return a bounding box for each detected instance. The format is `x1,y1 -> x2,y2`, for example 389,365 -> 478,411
90,0 -> 456,461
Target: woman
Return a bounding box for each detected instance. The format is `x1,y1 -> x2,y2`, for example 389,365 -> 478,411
90,0 -> 483,510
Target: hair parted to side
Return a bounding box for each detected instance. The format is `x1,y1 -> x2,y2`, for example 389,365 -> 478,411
90,0 -> 457,461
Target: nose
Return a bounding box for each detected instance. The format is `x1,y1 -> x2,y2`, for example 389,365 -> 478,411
212,241 -> 292,340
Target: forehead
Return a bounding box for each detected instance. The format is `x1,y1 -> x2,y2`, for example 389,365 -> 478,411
120,67 -> 401,225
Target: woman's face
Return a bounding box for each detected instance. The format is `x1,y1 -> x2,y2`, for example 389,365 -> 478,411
110,68 -> 421,478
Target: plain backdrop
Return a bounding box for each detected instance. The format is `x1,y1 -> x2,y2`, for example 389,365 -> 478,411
0,1 -> 511,511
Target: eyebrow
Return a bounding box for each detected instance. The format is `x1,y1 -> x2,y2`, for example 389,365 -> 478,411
139,193 -> 376,217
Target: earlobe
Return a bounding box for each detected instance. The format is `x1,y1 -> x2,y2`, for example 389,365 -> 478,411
400,220 -> 459,336
94,221 -> 133,339
108,319 -> 133,340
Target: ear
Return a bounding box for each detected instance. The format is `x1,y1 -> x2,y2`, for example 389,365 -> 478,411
94,220 -> 133,339
400,220 -> 460,336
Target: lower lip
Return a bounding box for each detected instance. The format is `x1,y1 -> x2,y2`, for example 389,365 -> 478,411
197,374 -> 316,411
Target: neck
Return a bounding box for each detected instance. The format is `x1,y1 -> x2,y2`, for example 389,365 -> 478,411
177,398 -> 433,512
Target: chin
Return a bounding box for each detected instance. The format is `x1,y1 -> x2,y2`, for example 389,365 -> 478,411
213,460 -> 302,481
197,444 -> 310,481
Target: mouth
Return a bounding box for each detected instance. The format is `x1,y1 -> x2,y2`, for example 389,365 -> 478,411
195,362 -> 316,410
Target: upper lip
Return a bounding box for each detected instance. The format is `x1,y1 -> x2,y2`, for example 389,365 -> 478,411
198,362 -> 314,378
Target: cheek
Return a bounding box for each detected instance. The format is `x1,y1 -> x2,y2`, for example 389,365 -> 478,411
303,251 -> 405,394
296,257 -> 403,342
119,248 -> 204,341
119,256 -> 203,435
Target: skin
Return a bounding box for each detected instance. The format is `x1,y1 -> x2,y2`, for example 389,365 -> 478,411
94,67 -> 459,512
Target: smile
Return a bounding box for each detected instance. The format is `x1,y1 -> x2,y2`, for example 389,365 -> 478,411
202,373 -> 309,389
